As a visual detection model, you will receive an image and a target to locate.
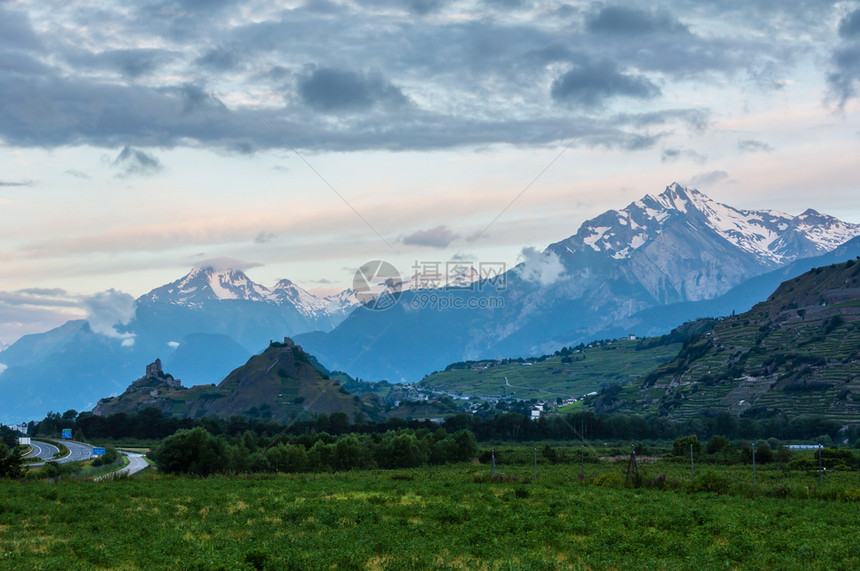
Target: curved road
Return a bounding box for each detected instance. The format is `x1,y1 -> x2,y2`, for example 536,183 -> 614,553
23,440 -> 60,461
94,452 -> 149,481
25,440 -> 150,479
26,439 -> 93,466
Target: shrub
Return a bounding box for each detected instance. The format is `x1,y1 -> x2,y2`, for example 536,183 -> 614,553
592,471 -> 624,489
673,435 -> 701,457
689,471 -> 732,494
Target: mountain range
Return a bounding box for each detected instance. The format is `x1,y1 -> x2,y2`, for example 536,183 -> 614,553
0,182 -> 858,422
294,184 -> 860,382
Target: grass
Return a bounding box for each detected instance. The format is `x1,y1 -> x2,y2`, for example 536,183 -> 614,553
419,339 -> 681,400
1,456 -> 858,570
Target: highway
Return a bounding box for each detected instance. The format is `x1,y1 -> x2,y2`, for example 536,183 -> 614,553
26,439 -> 93,466
25,439 -> 150,479
23,440 -> 60,461
94,451 -> 149,481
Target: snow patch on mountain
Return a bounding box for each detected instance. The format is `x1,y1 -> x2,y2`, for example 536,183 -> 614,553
573,182 -> 859,265
140,267 -> 359,323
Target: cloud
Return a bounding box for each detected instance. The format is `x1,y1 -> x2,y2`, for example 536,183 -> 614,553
82,289 -> 136,343
828,44 -> 860,107
298,67 -> 409,113
402,225 -> 458,248
194,257 -> 262,271
67,48 -> 175,78
64,169 -> 91,179
0,180 -> 33,187
112,145 -> 163,177
585,5 -> 689,36
0,363 -> 6,376
356,0 -> 448,16
661,148 -> 706,164
195,46 -> 242,71
167,341 -> 180,348
685,170 -> 730,189
0,288 -> 79,308
551,59 -> 660,108
254,231 -> 277,244
737,139 -> 773,152
0,288 -> 87,345
516,247 -> 565,286
838,9 -> 860,39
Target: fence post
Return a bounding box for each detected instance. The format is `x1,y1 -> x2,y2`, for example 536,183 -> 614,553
690,443 -> 694,480
580,444 -> 584,479
818,444 -> 823,490
491,449 -> 496,477
752,442 -> 756,490
534,447 -> 537,483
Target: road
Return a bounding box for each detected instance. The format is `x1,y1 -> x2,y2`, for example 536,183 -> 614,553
94,452 -> 149,481
25,439 -> 150,479
23,440 -> 60,461
26,439 -> 93,466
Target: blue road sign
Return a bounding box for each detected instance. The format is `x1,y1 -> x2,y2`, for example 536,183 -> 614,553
92,447 -> 106,457
61,429 -> 72,439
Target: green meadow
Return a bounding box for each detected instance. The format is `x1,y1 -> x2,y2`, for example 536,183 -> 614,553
1,457 -> 858,570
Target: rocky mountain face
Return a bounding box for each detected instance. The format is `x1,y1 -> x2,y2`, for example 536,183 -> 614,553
295,184 -> 860,382
93,338 -> 384,423
596,259 -> 860,422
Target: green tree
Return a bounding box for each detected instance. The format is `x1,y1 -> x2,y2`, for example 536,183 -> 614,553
0,443 -> 25,479
706,435 -> 732,455
673,435 -> 701,457
151,427 -> 227,475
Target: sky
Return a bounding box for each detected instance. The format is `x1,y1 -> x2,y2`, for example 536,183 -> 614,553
1,0 -> 859,346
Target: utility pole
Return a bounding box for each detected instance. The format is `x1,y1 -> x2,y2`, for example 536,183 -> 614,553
818,444 -> 823,490
752,442 -> 756,490
690,443 -> 695,480
491,449 -> 496,478
580,444 -> 584,479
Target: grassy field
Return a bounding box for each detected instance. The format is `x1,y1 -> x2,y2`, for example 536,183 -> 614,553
419,339 -> 681,400
2,456 -> 858,570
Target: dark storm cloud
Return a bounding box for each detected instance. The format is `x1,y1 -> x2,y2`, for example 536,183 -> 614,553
112,146 -> 163,177
0,0 -> 841,153
838,8 -> 860,39
828,44 -> 860,107
298,67 -> 410,112
585,5 -> 689,35
551,59 -> 660,107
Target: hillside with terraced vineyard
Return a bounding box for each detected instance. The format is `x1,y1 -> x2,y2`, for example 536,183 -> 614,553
593,259 -> 860,423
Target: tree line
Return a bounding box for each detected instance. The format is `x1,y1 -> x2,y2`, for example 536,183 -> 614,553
28,407 -> 857,446
151,427 -> 479,476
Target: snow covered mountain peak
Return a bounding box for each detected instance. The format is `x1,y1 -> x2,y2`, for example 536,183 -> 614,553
564,183 -> 859,265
